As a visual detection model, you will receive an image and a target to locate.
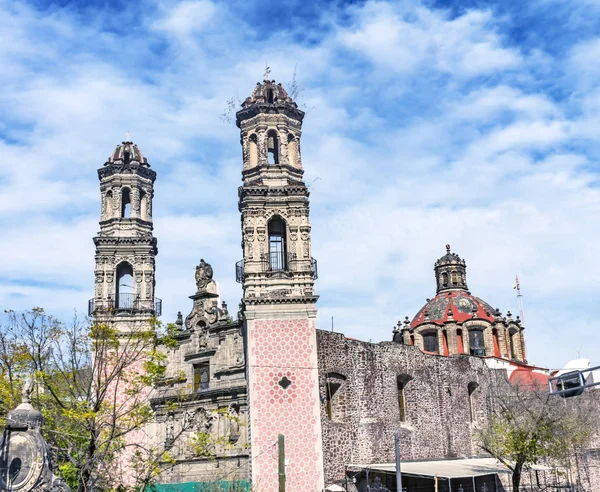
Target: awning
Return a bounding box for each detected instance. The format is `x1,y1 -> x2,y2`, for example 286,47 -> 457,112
348,458 -> 551,479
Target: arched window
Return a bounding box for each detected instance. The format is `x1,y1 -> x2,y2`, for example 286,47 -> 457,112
104,190 -> 113,219
441,272 -> 449,288
248,134 -> 258,167
451,270 -> 458,286
267,130 -> 279,164
442,330 -> 449,356
140,190 -> 147,220
422,332 -> 439,354
325,373 -> 347,421
469,329 -> 486,356
409,335 -> 415,346
456,329 -> 465,354
121,188 -> 131,218
397,375 -> 412,422
509,330 -> 518,359
268,218 -> 286,271
267,88 -> 275,104
116,262 -> 134,310
468,382 -> 479,422
288,134 -> 298,167
492,328 -> 500,357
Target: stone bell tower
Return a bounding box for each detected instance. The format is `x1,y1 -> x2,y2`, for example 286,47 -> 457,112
236,78 -> 324,492
90,140 -> 161,329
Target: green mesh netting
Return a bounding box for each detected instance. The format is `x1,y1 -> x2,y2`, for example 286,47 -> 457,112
146,480 -> 251,492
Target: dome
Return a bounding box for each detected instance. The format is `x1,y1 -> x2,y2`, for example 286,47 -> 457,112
106,141 -> 148,166
241,79 -> 297,109
411,290 -> 497,329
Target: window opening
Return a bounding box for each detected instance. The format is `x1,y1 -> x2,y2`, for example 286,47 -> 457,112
105,190 -> 113,218
422,333 -> 439,353
492,328 -> 500,357
468,382 -> 479,422
397,375 -> 412,422
451,270 -> 458,286
509,331 -> 517,359
442,330 -> 449,356
268,218 -> 286,271
288,134 -> 298,167
456,329 -> 464,354
267,130 -> 279,164
442,272 -> 449,288
278,376 -> 292,389
121,188 -> 131,218
116,262 -> 134,310
325,373 -> 346,421
140,189 -> 147,220
469,329 -> 486,356
194,363 -> 210,392
267,89 -> 274,104
248,134 -> 258,167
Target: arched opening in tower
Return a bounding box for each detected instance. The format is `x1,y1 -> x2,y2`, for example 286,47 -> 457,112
116,262 -> 134,310
121,188 -> 131,218
288,134 -> 298,167
267,130 -> 279,164
268,217 -> 286,271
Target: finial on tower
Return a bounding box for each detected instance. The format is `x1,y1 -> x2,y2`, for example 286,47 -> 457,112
446,244 -> 451,254
264,62 -> 271,81
125,131 -> 132,142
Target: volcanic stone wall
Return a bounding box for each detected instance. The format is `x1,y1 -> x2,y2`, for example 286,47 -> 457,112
316,330 -> 501,485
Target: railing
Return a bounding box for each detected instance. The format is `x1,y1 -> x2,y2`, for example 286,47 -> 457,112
88,293 -> 162,317
235,253 -> 318,284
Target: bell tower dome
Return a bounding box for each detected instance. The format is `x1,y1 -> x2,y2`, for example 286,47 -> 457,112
236,77 -> 324,492
90,140 -> 161,328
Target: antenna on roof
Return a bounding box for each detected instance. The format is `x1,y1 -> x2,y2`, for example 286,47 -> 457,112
513,275 -> 525,325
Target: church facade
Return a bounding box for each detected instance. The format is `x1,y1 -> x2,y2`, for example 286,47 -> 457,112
88,78 -> 597,491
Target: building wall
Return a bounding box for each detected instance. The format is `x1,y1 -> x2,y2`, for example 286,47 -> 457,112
316,330 -> 501,486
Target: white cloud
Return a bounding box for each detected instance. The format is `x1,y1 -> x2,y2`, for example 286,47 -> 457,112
151,0 -> 217,37
0,0 -> 599,372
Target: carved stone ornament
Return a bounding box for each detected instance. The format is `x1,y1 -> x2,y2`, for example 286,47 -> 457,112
0,378 -> 71,491
195,259 -> 214,291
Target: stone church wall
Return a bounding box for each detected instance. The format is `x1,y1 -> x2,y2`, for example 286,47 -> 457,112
316,330 -> 501,486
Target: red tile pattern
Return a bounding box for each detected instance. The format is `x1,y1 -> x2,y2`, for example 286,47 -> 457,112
249,318 -> 323,492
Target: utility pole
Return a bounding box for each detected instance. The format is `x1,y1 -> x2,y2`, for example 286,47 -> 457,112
395,431 -> 403,492
278,434 -> 285,492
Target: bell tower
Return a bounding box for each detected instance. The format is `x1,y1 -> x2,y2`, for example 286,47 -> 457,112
90,140 -> 161,328
236,78 -> 324,492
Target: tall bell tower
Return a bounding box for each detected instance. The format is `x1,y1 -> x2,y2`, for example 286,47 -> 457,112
90,140 -> 161,328
236,78 -> 324,492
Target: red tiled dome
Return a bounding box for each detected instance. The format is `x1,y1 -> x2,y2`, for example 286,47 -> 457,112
411,290 -> 497,329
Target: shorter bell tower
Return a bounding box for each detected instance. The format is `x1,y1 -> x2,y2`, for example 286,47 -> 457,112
90,140 -> 161,330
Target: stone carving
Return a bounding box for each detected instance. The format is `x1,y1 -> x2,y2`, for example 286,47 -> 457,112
205,301 -> 220,325
195,259 -> 213,292
0,377 -> 71,491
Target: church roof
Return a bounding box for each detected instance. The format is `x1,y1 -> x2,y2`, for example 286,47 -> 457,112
411,290 -> 497,329
107,141 -> 148,165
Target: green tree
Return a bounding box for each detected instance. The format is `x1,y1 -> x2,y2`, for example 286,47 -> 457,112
0,308 -> 226,492
478,376 -> 598,491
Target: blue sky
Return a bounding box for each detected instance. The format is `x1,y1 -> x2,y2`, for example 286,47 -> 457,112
1,0 -> 600,370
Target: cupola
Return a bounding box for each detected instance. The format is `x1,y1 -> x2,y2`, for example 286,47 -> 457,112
434,244 -> 468,293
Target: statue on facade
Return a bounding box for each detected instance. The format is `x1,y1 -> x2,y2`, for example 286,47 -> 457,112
195,259 -> 213,292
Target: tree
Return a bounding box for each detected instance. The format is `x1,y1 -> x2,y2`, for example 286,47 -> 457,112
478,375 -> 599,491
0,308 -> 231,492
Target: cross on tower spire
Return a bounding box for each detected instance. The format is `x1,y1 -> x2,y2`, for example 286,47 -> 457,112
264,62 -> 271,81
